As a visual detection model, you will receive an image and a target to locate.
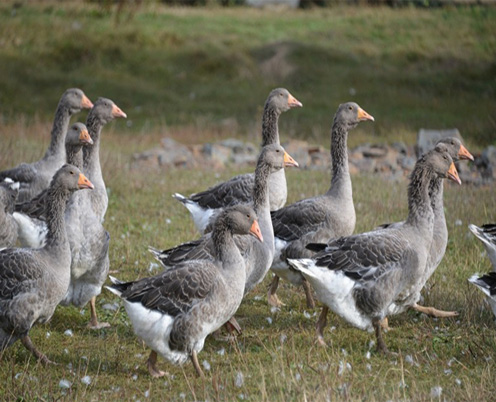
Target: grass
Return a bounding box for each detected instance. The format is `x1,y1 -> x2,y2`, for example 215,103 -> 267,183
0,116 -> 496,400
0,2 -> 495,148
0,1 -> 496,400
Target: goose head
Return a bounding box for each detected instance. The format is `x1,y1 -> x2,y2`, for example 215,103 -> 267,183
62,88 -> 93,114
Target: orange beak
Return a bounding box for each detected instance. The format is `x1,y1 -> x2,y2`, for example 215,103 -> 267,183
447,162 -> 461,185
287,92 -> 303,108
283,151 -> 299,168
81,94 -> 94,109
357,107 -> 375,122
458,144 -> 474,161
112,104 -> 127,119
78,173 -> 94,190
79,129 -> 94,145
249,220 -> 263,242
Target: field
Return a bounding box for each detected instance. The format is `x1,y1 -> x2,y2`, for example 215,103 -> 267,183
1,1 -> 496,401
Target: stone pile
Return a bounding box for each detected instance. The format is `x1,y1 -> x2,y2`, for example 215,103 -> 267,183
132,131 -> 495,185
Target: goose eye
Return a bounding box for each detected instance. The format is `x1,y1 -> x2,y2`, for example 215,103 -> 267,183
70,171 -> 75,175
276,149 -> 280,153
348,106 -> 353,110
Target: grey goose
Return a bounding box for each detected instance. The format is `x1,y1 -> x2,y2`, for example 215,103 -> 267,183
468,223 -> 496,321
83,97 -> 127,222
0,165 -> 93,364
107,205 -> 263,378
0,88 -> 93,203
288,146 -> 461,353
378,138 -> 472,322
268,102 -> 374,308
13,123 -> 93,249
174,88 -> 302,234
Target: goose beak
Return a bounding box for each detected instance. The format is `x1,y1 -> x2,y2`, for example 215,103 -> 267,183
249,220 -> 263,243
357,107 -> 374,122
283,151 -> 299,168
78,173 -> 94,190
81,94 -> 94,109
287,93 -> 303,108
458,144 -> 474,161
447,162 -> 462,185
112,104 -> 127,119
79,129 -> 94,145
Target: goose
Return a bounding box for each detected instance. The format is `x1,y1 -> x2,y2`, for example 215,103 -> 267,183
468,224 -> 496,321
13,123 -> 93,249
0,179 -> 19,248
377,138 -> 473,321
150,145 -> 298,296
0,165 -> 93,364
83,97 -> 127,222
288,146 -> 461,353
268,102 -> 374,308
13,123 -> 111,328
173,88 -> 302,234
0,88 -> 93,203
107,205 -> 263,378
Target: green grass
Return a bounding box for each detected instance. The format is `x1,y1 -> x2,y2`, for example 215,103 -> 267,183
0,2 -> 495,148
0,117 -> 496,400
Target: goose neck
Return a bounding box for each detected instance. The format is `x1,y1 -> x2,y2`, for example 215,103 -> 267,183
65,146 -> 84,170
43,187 -> 70,250
328,121 -> 350,193
406,161 -> 435,228
83,114 -> 102,177
429,177 -> 445,218
262,106 -> 280,146
44,104 -> 71,161
212,223 -> 242,268
253,163 -> 271,213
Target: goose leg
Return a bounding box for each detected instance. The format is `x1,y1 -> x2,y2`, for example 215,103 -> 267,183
21,336 -> 55,365
146,350 -> 167,378
316,306 -> 329,347
267,275 -> 285,307
412,303 -> 459,318
372,318 -> 390,355
191,351 -> 205,378
87,296 -> 111,329
224,316 -> 242,335
380,317 -> 390,331
302,278 -> 315,309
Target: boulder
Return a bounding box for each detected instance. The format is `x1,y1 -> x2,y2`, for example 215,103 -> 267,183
415,128 -> 463,157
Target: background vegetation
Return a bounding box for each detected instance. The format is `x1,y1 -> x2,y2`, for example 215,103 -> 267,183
1,1 -> 495,148
0,1 -> 495,400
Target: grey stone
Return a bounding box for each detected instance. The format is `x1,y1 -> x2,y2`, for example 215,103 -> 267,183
416,128 -> 463,157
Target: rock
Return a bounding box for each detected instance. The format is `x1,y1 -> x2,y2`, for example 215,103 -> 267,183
362,145 -> 388,158
130,135 -> 489,184
416,128 -> 463,158
202,143 -> 232,166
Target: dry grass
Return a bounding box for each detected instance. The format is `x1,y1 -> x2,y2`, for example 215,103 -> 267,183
0,118 -> 495,400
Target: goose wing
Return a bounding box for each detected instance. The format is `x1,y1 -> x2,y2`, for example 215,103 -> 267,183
119,262 -> 218,317
15,188 -> 50,220
0,164 -> 37,186
189,173 -> 254,209
313,232 -> 406,282
272,197 -> 327,241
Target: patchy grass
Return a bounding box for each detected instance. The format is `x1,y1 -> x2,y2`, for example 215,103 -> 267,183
0,116 -> 496,400
0,2 -> 495,148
